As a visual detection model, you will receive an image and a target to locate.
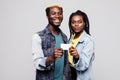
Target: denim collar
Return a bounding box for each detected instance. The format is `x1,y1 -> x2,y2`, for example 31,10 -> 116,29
44,25 -> 67,43
78,30 -> 88,43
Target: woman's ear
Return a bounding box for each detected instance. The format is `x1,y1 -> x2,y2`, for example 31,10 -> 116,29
83,22 -> 86,27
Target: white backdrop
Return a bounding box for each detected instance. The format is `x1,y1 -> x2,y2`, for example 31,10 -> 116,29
0,0 -> 120,80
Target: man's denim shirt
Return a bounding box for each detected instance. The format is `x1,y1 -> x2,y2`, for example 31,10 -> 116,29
32,26 -> 70,80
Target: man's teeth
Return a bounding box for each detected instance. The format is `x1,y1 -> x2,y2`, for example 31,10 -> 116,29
54,20 -> 60,22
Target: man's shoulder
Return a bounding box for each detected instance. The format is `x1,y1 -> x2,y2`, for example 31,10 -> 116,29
37,28 -> 47,36
37,30 -> 43,35
60,30 -> 68,42
60,30 -> 67,37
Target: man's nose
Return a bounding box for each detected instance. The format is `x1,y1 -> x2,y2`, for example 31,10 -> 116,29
55,13 -> 60,17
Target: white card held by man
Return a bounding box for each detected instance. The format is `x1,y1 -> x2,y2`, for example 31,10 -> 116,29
61,44 -> 70,50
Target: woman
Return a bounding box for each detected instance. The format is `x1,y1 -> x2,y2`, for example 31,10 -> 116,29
68,10 -> 94,80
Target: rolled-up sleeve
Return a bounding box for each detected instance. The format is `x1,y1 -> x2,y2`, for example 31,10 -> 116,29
74,38 -> 94,71
32,34 -> 51,71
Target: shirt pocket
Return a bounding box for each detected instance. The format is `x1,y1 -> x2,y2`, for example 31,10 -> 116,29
42,40 -> 51,50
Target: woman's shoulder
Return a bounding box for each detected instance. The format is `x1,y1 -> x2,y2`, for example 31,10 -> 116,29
84,32 -> 94,43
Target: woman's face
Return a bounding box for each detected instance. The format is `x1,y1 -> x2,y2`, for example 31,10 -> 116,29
71,15 -> 85,33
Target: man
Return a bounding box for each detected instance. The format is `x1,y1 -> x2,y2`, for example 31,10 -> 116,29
32,4 -> 70,80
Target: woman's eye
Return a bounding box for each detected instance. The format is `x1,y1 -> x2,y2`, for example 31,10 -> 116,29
77,20 -> 82,23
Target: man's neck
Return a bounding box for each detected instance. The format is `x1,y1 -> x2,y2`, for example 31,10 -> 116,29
48,24 -> 61,35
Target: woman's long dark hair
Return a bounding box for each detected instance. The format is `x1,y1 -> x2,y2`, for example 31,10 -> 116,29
69,10 -> 90,39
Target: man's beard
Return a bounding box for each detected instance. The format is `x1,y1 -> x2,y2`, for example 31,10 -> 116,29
49,21 -> 61,31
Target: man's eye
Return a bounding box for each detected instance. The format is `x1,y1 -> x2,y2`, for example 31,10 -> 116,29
58,12 -> 62,15
71,21 -> 75,24
51,12 -> 56,15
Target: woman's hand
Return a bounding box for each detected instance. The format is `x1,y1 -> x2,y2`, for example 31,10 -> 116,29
69,46 -> 79,59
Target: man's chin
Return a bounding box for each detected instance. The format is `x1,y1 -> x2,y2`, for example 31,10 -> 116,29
55,23 -> 61,26
49,22 -> 61,27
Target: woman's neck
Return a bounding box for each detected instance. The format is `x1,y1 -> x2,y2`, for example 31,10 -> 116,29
74,32 -> 82,39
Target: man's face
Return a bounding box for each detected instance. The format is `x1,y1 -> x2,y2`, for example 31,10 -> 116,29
47,7 -> 63,27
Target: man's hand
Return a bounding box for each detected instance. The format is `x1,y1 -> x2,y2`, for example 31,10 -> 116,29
46,48 -> 63,66
53,48 -> 63,59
